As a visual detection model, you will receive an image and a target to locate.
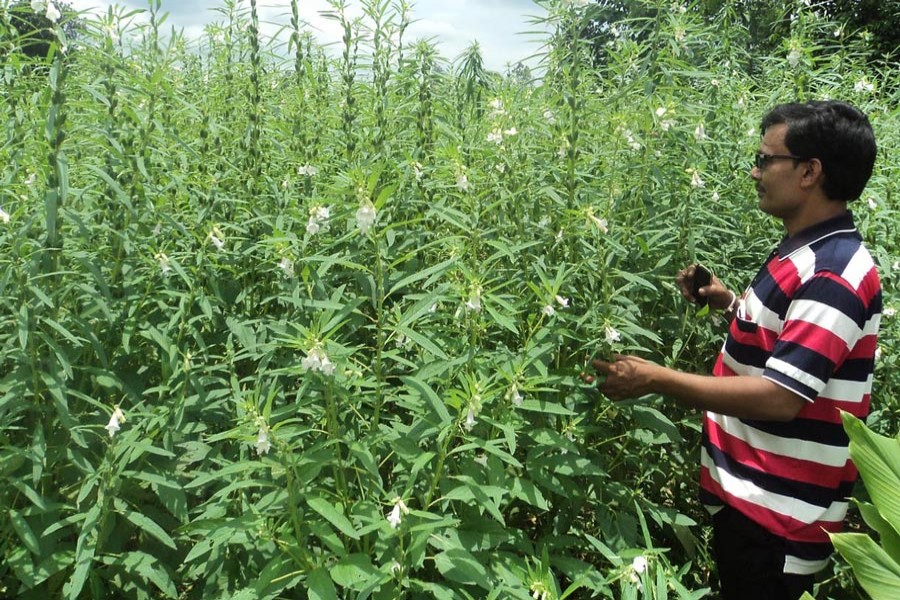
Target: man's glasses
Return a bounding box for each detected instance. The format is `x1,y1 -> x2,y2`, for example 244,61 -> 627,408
754,152 -> 807,170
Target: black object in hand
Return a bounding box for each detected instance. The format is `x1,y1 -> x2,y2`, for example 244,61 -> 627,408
692,264 -> 712,307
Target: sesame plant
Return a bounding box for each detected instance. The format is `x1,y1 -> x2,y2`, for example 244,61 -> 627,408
0,0 -> 898,599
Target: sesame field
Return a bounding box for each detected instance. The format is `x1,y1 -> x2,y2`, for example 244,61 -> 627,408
2,0 -> 900,598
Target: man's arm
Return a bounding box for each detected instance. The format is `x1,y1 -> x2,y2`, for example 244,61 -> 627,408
586,355 -> 807,422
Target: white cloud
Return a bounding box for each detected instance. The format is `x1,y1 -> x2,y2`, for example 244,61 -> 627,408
68,0 -> 547,71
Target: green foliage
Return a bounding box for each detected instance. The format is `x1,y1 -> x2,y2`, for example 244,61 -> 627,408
0,0 -> 898,598
830,413 -> 900,600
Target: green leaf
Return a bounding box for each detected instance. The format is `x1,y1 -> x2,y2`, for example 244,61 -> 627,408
401,376 -> 452,425
307,497 -> 360,540
433,548 -> 491,588
831,532 -> 900,599
395,324 -> 448,359
308,567 -> 338,600
9,510 -> 41,556
857,500 -> 900,564
116,499 -> 178,550
330,554 -> 383,591
388,256 -> 456,297
842,412 -> 900,539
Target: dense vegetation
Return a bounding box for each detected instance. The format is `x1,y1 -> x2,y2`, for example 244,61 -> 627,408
1,0 -> 899,598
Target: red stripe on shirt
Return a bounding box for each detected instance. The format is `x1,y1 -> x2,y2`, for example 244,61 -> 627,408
700,466 -> 844,544
706,419 -> 851,489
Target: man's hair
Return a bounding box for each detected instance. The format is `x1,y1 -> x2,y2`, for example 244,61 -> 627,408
760,100 -> 876,202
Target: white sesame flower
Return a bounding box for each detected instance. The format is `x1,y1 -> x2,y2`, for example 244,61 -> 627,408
508,384 -> 523,407
306,217 -> 320,235
867,197 -> 877,210
655,107 -> 667,118
854,78 -> 875,93
302,347 -> 335,375
712,191 -> 720,202
555,295 -> 569,308
710,79 -> 720,87
487,129 -> 503,144
689,169 -> 705,189
542,304 -> 555,317
255,426 -> 272,455
387,503 -> 403,528
0,207 -> 9,224
503,127 -> 517,137
883,307 -> 896,318
279,257 -> 294,278
31,0 -> 45,13
787,49 -> 802,68
465,290 -> 482,313
297,164 -> 318,177
660,119 -> 675,132
301,351 -> 321,372
587,213 -> 609,233
390,561 -> 402,576
632,555 -> 648,574
464,407 -> 477,430
474,454 -> 488,466
320,355 -> 336,376
456,173 -> 469,192
894,261 -> 900,271
495,162 -> 506,173
45,1 -> 60,23
313,206 -> 330,221
489,98 -> 503,110
604,325 -> 621,344
428,303 -> 438,313
155,252 -> 171,274
694,123 -> 707,141
105,406 -> 125,438
543,109 -> 556,125
24,172 -> 36,186
356,201 -> 376,235
208,227 -> 225,250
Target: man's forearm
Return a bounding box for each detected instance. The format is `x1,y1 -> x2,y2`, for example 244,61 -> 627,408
648,365 -> 806,421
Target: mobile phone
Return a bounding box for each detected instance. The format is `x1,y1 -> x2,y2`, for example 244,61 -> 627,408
692,264 -> 712,307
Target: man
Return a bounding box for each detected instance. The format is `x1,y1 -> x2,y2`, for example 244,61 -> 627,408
584,101 -> 881,599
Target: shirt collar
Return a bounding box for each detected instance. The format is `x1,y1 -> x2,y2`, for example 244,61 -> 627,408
776,211 -> 859,259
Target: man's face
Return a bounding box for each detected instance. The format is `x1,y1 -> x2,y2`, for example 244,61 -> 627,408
751,123 -> 807,220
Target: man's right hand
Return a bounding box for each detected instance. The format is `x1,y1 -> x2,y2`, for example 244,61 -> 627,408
676,264 -> 734,311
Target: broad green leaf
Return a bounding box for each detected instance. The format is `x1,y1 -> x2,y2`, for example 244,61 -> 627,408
9,510 -> 41,556
307,497 -> 360,539
388,256 -> 456,297
831,532 -> 900,599
116,499 -> 178,549
330,554 -> 383,591
842,412 -> 900,539
433,548 -> 491,588
395,324 -> 448,359
308,567 -> 339,600
401,375 -> 452,425
857,500 -> 900,564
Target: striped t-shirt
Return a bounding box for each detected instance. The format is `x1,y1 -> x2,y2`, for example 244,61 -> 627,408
700,212 -> 882,575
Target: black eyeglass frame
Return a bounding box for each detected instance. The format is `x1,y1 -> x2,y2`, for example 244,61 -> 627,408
754,152 -> 809,170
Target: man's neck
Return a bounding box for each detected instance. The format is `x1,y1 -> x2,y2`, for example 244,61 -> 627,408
783,197 -> 849,237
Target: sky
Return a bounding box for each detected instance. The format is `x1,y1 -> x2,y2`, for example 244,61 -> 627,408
65,0 -> 551,72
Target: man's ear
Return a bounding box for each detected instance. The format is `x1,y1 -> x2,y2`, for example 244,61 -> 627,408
800,157 -> 825,190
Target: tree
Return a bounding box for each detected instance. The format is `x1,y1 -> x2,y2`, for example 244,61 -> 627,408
4,1 -> 83,59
